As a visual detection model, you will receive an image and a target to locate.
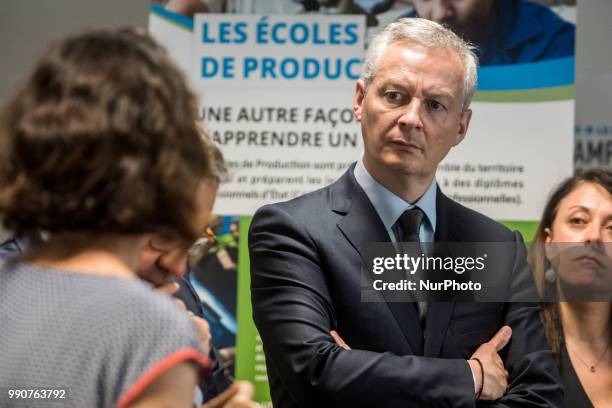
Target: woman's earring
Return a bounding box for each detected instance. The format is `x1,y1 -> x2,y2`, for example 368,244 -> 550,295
544,267 -> 556,283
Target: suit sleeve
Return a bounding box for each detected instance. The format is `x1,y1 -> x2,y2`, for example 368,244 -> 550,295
173,277 -> 233,401
485,232 -> 563,407
249,204 -> 477,408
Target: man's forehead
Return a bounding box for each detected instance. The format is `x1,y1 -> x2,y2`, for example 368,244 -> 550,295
378,73 -> 457,98
382,41 -> 463,71
374,41 -> 465,92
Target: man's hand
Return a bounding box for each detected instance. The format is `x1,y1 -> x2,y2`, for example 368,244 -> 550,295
468,325 -> 512,400
156,282 -> 211,356
202,381 -> 260,408
330,330 -> 351,350
332,326 -> 511,401
190,314 -> 212,355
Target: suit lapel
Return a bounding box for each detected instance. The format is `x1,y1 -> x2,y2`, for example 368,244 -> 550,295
424,190 -> 456,357
333,166 -> 423,355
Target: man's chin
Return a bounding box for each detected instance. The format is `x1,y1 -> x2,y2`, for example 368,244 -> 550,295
136,275 -> 158,287
365,152 -> 431,180
137,268 -> 173,288
383,157 -> 426,177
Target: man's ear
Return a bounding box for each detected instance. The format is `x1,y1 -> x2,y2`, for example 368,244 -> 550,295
454,108 -> 472,146
159,245 -> 189,278
353,80 -> 366,122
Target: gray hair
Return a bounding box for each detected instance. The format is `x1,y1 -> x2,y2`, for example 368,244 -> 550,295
362,18 -> 478,111
196,122 -> 228,182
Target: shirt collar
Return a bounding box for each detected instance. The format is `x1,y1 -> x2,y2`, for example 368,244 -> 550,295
354,157 -> 437,233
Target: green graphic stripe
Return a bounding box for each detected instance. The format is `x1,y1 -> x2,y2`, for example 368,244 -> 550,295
499,220 -> 539,242
474,85 -> 574,103
235,216 -> 272,403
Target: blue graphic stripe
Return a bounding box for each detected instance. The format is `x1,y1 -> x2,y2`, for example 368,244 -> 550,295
477,56 -> 574,91
190,278 -> 237,334
150,5 -> 194,31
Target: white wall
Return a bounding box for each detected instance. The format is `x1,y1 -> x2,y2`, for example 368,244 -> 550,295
574,0 -> 612,169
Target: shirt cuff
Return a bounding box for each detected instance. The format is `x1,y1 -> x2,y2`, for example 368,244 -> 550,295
468,360 -> 477,395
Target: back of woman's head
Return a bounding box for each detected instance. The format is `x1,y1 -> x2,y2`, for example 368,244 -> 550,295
0,28 -> 212,242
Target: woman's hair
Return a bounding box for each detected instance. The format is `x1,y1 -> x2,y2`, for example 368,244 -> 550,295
530,168 -> 612,357
0,28 -> 215,242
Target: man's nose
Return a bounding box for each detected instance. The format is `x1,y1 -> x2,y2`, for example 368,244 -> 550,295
398,98 -> 423,130
431,0 -> 454,22
159,247 -> 188,278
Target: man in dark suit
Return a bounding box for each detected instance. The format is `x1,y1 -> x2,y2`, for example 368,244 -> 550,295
248,18 -> 562,407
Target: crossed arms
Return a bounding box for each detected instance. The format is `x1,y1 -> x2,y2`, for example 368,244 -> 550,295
249,203 -> 562,407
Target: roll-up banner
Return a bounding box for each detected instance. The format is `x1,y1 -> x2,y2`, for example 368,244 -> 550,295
149,2 -> 575,404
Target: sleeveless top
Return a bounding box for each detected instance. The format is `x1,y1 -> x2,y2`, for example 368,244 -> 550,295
0,259 -> 209,407
560,341 -> 595,408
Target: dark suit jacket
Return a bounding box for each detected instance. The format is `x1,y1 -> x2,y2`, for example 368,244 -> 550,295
249,164 -> 562,407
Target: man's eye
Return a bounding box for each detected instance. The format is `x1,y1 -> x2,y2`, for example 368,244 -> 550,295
427,100 -> 445,111
384,91 -> 403,103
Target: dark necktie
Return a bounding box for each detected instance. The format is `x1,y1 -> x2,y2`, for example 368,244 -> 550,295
397,208 -> 424,244
396,208 -> 428,325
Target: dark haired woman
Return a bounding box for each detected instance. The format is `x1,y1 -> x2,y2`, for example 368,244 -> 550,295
530,168 -> 612,407
0,28 -> 216,407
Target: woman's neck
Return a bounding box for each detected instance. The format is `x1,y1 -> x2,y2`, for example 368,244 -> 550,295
21,232 -> 150,279
561,302 -> 612,345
